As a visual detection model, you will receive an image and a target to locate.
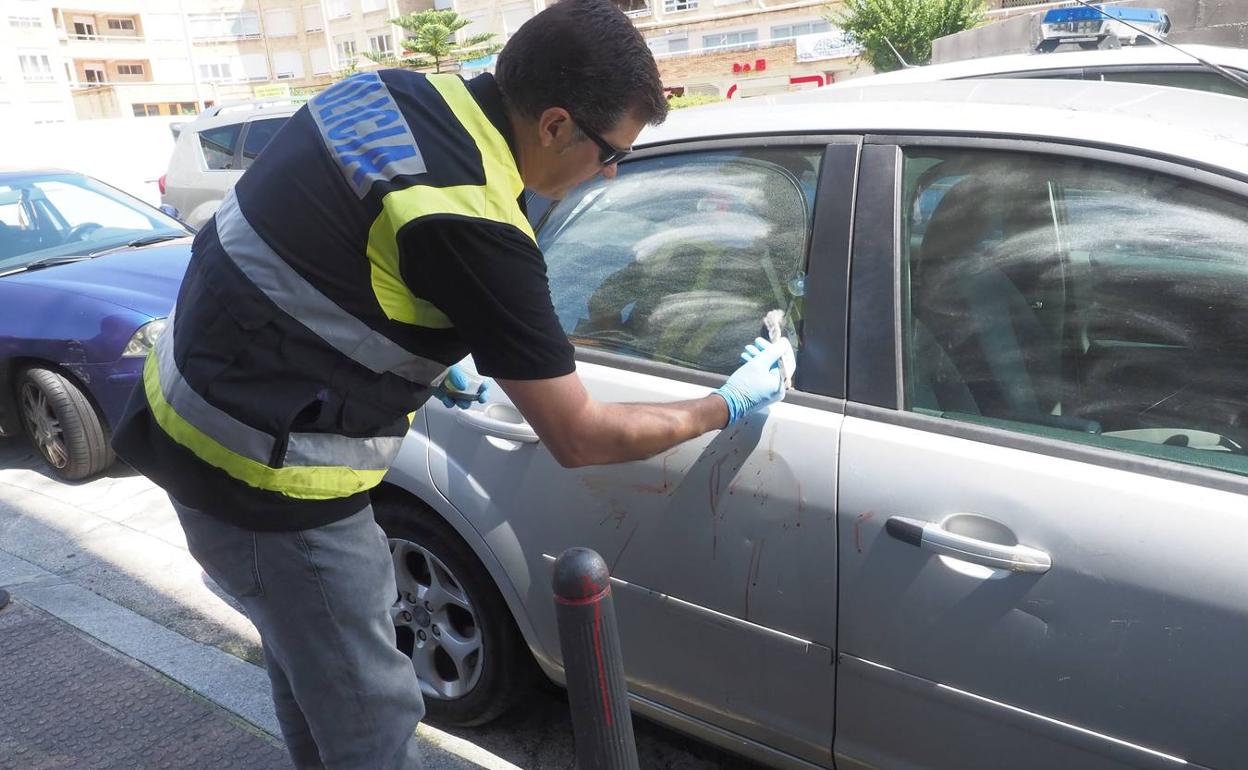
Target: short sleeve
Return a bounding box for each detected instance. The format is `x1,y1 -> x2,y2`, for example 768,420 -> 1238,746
399,217 -> 576,380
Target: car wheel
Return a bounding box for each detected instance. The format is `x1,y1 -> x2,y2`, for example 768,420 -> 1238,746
16,367 -> 114,480
374,496 -> 536,726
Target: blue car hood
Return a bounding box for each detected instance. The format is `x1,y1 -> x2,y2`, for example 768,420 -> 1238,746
6,240 -> 191,319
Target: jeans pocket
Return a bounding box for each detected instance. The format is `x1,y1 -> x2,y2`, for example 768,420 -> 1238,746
177,506 -> 264,599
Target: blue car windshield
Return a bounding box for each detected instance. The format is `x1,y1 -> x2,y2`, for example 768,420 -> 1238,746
0,173 -> 188,272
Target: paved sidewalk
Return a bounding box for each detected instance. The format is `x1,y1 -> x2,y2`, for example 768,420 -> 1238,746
0,594 -> 289,770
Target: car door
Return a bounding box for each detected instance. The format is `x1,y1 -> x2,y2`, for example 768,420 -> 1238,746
427,138 -> 859,767
835,138 -> 1248,770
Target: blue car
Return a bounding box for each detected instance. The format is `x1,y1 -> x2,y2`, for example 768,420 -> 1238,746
0,170 -> 191,479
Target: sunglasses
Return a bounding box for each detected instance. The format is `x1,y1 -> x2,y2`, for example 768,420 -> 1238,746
570,116 -> 632,167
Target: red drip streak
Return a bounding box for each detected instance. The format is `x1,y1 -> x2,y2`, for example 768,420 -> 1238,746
592,600 -> 613,727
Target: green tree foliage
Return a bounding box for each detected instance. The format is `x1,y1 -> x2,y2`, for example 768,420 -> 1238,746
831,0 -> 986,73
667,94 -> 725,110
364,10 -> 501,73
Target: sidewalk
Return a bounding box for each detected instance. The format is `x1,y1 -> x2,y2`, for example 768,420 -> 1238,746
0,591 -> 289,770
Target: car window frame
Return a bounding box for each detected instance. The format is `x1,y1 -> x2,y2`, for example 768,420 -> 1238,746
536,134 -> 860,408
196,121 -> 245,172
239,116 -> 288,170
847,133 -> 1248,496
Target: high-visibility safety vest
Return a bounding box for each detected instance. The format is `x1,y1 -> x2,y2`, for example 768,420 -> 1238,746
142,71 -> 533,501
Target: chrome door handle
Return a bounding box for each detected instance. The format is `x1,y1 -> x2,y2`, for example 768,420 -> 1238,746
885,516 -> 1052,574
455,402 -> 540,444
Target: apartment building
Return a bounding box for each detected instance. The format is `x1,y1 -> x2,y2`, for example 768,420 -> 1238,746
1,0 -> 430,124
1,0 -> 76,124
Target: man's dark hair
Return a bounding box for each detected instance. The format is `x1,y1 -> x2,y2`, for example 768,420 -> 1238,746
496,0 -> 669,135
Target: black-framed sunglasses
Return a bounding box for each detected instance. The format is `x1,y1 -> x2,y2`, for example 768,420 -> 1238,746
570,116 -> 632,167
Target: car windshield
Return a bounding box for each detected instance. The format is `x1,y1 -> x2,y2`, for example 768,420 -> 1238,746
0,172 -> 188,273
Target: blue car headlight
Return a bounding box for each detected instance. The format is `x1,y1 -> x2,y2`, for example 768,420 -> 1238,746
122,318 -> 168,358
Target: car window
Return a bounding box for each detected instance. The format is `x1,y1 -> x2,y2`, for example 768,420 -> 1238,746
241,117 -> 287,169
0,175 -> 184,269
199,123 -> 243,170
537,147 -> 820,376
900,148 -> 1248,476
1091,67 -> 1248,98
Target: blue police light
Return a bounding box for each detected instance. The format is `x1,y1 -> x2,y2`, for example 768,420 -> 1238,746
1039,5 -> 1170,51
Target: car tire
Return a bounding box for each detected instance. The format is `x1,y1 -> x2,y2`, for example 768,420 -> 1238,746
16,366 -> 114,481
373,494 -> 537,727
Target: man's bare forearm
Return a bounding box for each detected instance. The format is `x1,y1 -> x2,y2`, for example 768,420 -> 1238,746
497,373 -> 731,468
562,396 -> 728,467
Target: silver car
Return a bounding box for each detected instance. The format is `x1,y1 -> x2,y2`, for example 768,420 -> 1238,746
377,79 -> 1248,770
160,100 -> 296,228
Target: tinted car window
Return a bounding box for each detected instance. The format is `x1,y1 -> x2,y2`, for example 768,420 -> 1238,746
900,149 -> 1248,476
537,148 -> 820,375
199,124 -> 242,170
1091,67 -> 1248,98
241,117 -> 287,169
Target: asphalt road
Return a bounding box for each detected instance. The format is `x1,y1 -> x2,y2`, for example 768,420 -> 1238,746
0,435 -> 766,770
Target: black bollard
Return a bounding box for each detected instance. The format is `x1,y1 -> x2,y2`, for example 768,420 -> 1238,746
553,547 -> 639,770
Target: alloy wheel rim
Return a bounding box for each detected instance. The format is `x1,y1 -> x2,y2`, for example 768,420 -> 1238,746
389,537 -> 484,700
19,383 -> 68,469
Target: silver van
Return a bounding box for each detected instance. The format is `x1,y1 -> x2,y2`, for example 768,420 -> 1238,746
160,100 -> 297,228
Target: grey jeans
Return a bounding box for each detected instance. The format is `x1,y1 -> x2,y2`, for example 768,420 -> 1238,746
174,499 -> 425,770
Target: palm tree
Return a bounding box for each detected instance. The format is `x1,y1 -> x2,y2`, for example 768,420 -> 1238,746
368,10 -> 501,73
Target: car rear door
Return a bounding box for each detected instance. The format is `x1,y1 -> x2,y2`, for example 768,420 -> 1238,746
426,137 -> 860,767
834,138 -> 1248,770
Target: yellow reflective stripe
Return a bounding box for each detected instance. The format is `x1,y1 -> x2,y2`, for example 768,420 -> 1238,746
367,74 -> 534,326
142,354 -> 385,500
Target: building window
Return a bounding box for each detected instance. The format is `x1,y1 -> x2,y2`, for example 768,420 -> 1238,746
770,21 -> 832,43
273,50 -> 304,79
362,0 -> 388,12
19,54 -> 53,81
133,101 -> 199,118
334,35 -> 357,66
8,16 -> 43,28
198,61 -> 233,82
327,0 -> 352,19
702,30 -> 758,52
106,18 -> 136,31
264,8 -> 296,37
188,11 -> 260,40
663,0 -> 698,12
303,4 -> 324,31
610,0 -> 649,15
71,20 -> 97,39
83,66 -> 106,84
368,31 -> 392,56
117,63 -> 144,76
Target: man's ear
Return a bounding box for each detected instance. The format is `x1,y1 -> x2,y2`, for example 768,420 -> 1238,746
537,107 -> 572,149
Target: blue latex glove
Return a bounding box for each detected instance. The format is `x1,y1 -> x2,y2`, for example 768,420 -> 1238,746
433,366 -> 490,409
713,337 -> 793,427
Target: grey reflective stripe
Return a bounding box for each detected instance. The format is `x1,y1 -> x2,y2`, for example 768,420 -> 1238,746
309,72 -> 426,198
284,431 -> 405,471
214,189 -> 447,385
155,309 -> 275,464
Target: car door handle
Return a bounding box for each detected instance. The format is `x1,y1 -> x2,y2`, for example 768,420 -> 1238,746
455,402 -> 540,444
885,516 -> 1052,574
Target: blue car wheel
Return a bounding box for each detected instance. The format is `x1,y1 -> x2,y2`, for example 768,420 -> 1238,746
17,367 -> 114,480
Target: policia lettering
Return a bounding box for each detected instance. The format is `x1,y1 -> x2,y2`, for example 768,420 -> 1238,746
310,73 -> 427,199
140,72 -> 531,502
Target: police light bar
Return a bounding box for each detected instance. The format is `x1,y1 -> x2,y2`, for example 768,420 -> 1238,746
1040,5 -> 1170,48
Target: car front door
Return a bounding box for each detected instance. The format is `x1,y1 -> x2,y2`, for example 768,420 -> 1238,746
427,138 -> 859,767
835,138 -> 1248,770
